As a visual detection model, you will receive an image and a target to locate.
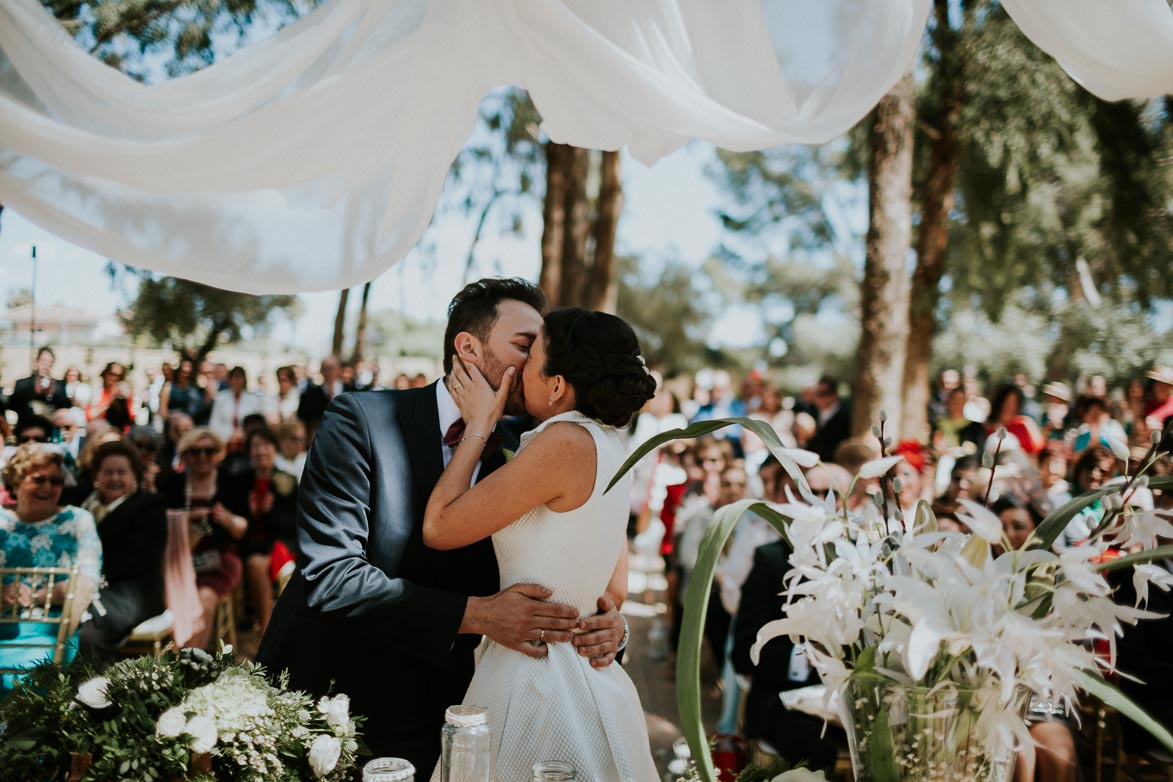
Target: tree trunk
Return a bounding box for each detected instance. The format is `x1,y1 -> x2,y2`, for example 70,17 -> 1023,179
558,146 -> 592,307
331,288 -> 350,358
588,150 -> 623,313
901,1 -> 964,443
853,73 -> 916,440
539,142 -> 571,307
351,281 -> 373,362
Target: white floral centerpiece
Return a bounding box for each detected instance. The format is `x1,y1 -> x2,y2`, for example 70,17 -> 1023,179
0,646 -> 362,781
614,418 -> 1173,782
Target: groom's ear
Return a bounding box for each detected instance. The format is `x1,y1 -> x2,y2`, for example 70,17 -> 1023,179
454,331 -> 482,367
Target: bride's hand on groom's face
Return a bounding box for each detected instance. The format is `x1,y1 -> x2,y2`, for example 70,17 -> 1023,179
450,358 -> 514,432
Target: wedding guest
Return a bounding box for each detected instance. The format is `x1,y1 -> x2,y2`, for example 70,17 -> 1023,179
692,369 -> 747,457
987,383 -> 1044,456
127,426 -> 164,493
240,428 -> 298,636
209,366 -> 263,442
14,415 -> 53,445
1037,442 -> 1070,504
77,440 -> 167,660
0,445 -> 101,690
1039,382 -> 1073,442
159,359 -> 206,422
158,412 -> 194,482
807,374 -> 852,463
52,407 -> 86,462
7,346 -> 71,427
63,367 -> 92,409
62,428 -> 122,506
932,386 -> 986,453
87,362 -> 134,426
265,365 -> 301,425
160,428 -> 250,651
993,493 -> 1077,782
297,355 -> 348,438
274,419 -> 308,480
1143,367 -> 1173,430
1054,445 -> 1117,549
1066,395 -> 1126,455
732,534 -> 842,770
940,454 -> 981,503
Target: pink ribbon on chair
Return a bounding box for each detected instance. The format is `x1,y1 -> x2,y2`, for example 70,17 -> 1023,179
164,510 -> 204,647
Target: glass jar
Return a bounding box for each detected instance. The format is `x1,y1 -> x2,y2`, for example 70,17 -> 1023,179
531,760 -> 576,781
440,705 -> 491,782
363,757 -> 416,782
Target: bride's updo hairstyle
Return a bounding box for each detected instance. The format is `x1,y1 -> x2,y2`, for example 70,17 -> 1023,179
542,307 -> 657,427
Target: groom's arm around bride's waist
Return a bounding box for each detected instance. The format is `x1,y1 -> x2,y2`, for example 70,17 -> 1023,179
294,393 -> 471,663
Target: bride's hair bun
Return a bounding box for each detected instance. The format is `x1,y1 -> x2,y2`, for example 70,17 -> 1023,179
542,308 -> 657,427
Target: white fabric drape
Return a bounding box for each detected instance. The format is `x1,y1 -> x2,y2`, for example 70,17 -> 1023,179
0,0 -> 1169,294
1001,0 -> 1173,102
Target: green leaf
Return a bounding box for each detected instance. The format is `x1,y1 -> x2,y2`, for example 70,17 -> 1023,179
1074,669 -> 1173,754
1095,544 -> 1173,574
607,417 -> 818,502
1030,487 -> 1112,550
675,499 -> 784,782
866,707 -> 902,782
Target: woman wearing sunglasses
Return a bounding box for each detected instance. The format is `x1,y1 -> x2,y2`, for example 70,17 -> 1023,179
0,444 -> 102,692
159,428 -> 250,651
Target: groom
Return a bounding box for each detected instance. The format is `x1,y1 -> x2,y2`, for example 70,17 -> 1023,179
257,278 -> 627,772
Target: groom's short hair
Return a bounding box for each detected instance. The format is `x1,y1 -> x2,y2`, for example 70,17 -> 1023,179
443,278 -> 547,375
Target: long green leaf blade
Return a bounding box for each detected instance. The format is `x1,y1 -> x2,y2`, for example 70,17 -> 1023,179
1095,544 -> 1173,574
1030,487 -> 1112,550
676,499 -> 786,782
1074,669 -> 1173,754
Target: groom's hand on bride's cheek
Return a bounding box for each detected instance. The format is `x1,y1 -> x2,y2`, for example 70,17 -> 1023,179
466,583 -> 580,659
574,597 -> 623,669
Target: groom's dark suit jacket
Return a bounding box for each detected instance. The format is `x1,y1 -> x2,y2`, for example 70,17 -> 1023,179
256,383 -> 510,772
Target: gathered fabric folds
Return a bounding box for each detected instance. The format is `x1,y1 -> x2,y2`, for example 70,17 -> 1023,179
0,0 -> 1168,294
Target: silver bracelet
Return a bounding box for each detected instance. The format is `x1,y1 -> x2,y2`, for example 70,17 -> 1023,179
460,432 -> 488,447
617,616 -> 630,652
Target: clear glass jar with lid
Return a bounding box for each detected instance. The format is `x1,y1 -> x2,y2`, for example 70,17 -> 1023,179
440,705 -> 491,782
531,760 -> 576,781
363,757 -> 416,782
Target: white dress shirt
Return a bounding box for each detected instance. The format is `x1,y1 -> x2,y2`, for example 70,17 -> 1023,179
436,381 -> 483,484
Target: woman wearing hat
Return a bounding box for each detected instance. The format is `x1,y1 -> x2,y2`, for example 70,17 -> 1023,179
1144,367 -> 1173,431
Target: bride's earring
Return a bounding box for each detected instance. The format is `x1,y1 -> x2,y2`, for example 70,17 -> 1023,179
548,396 -> 554,407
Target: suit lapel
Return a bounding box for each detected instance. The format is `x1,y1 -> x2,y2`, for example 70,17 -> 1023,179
397,383 -> 444,510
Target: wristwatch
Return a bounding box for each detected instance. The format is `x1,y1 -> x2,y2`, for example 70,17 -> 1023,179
617,616 -> 630,652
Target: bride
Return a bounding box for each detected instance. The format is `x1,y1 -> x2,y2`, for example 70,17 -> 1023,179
422,307 -> 660,781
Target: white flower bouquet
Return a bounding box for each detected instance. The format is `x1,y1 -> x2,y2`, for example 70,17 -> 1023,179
0,646 -> 362,781
614,417 -> 1173,782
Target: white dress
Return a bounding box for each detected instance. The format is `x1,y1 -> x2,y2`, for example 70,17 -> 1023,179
432,411 -> 659,782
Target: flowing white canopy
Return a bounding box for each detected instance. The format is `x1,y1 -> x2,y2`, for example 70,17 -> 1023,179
1,0 -> 1170,294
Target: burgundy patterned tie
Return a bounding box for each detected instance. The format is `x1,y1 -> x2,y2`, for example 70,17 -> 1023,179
443,419 -> 502,464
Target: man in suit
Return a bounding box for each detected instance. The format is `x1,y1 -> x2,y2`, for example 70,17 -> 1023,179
296,354 -> 354,439
257,278 -> 626,773
806,373 -> 852,464
7,346 -> 71,427
732,537 -> 843,770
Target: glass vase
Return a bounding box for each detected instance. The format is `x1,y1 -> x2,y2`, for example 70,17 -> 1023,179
840,678 -> 1021,782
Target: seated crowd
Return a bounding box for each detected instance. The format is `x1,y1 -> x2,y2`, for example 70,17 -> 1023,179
0,346 -> 405,689
2,346 -> 1171,780
628,365 -> 1173,781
